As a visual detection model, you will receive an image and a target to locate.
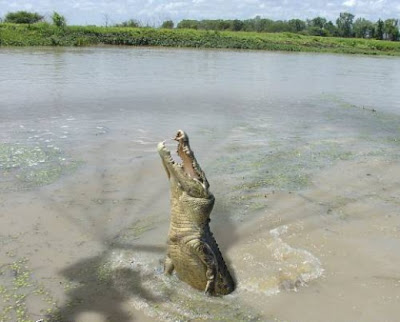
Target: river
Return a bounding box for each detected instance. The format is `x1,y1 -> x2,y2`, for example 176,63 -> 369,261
1,47 -> 400,321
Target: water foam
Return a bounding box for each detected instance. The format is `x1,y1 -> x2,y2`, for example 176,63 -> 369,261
102,250 -> 259,321
236,224 -> 324,295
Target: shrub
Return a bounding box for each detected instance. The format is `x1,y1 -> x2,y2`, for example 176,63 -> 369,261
115,19 -> 140,28
161,20 -> 174,29
5,11 -> 44,24
52,12 -> 66,28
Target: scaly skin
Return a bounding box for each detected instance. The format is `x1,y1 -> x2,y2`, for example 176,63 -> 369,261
158,130 -> 235,296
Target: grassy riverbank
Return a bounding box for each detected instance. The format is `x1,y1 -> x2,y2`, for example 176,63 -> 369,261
1,23 -> 400,56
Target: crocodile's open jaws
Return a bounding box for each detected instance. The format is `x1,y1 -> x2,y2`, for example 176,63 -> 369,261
158,130 -> 235,296
158,130 -> 211,198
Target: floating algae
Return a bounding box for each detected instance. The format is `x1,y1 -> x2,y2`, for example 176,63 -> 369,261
207,97 -> 400,218
209,139 -> 354,219
0,257 -> 58,322
209,94 -> 400,218
0,143 -> 81,192
213,139 -> 354,192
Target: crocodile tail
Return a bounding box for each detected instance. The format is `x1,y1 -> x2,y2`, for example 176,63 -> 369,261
205,227 -> 235,295
215,253 -> 235,295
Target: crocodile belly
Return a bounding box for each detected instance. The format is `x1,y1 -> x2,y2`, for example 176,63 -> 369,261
168,244 -> 208,291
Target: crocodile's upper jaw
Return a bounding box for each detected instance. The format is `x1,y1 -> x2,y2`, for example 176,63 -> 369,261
158,130 -> 210,198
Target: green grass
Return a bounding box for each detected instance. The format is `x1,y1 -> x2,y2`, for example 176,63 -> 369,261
1,22 -> 400,56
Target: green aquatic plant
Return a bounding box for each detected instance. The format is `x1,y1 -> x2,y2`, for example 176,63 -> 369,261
0,143 -> 82,192
214,140 -> 353,193
207,137 -> 355,219
0,257 -> 58,322
0,144 -> 49,169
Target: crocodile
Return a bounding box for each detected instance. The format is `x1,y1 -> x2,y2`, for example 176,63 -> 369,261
157,130 -> 235,296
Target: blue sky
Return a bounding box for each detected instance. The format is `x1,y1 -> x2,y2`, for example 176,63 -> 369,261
0,0 -> 399,26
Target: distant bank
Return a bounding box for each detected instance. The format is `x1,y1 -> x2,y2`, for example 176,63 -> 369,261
1,23 -> 400,56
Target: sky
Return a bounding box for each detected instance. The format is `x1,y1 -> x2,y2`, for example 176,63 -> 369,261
0,0 -> 399,26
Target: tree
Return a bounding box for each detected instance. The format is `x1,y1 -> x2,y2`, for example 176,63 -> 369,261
383,19 -> 399,41
115,19 -> 140,28
231,19 -> 244,31
4,11 -> 44,24
353,18 -> 374,38
306,17 -> 328,36
103,14 -> 110,27
215,20 -> 231,31
310,17 -> 327,29
324,21 -> 338,36
177,20 -> 199,29
336,12 -> 355,37
288,19 -> 306,33
270,20 -> 290,33
308,27 -> 328,36
253,16 -> 263,32
161,20 -> 174,29
375,19 -> 384,40
52,12 -> 66,28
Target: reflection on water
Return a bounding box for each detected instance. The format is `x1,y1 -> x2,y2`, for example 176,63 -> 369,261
0,47 -> 400,321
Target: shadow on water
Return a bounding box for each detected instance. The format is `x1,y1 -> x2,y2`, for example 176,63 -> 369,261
42,159 -> 173,321
48,241 -> 168,322
52,254 -> 150,322
47,186 -> 240,321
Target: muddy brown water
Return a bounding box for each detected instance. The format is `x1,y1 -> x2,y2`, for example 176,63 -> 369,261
1,47 -> 400,321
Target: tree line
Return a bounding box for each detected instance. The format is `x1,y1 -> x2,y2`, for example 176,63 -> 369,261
2,10 -> 399,41
176,13 -> 399,41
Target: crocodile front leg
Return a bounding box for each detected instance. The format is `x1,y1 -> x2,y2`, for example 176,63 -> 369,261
164,255 -> 175,275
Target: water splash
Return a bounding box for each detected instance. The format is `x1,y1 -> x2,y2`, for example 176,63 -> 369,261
92,250 -> 261,321
235,224 -> 324,296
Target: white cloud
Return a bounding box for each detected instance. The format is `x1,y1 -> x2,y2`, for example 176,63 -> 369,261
343,0 -> 356,7
23,3 -> 33,10
164,2 -> 186,10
